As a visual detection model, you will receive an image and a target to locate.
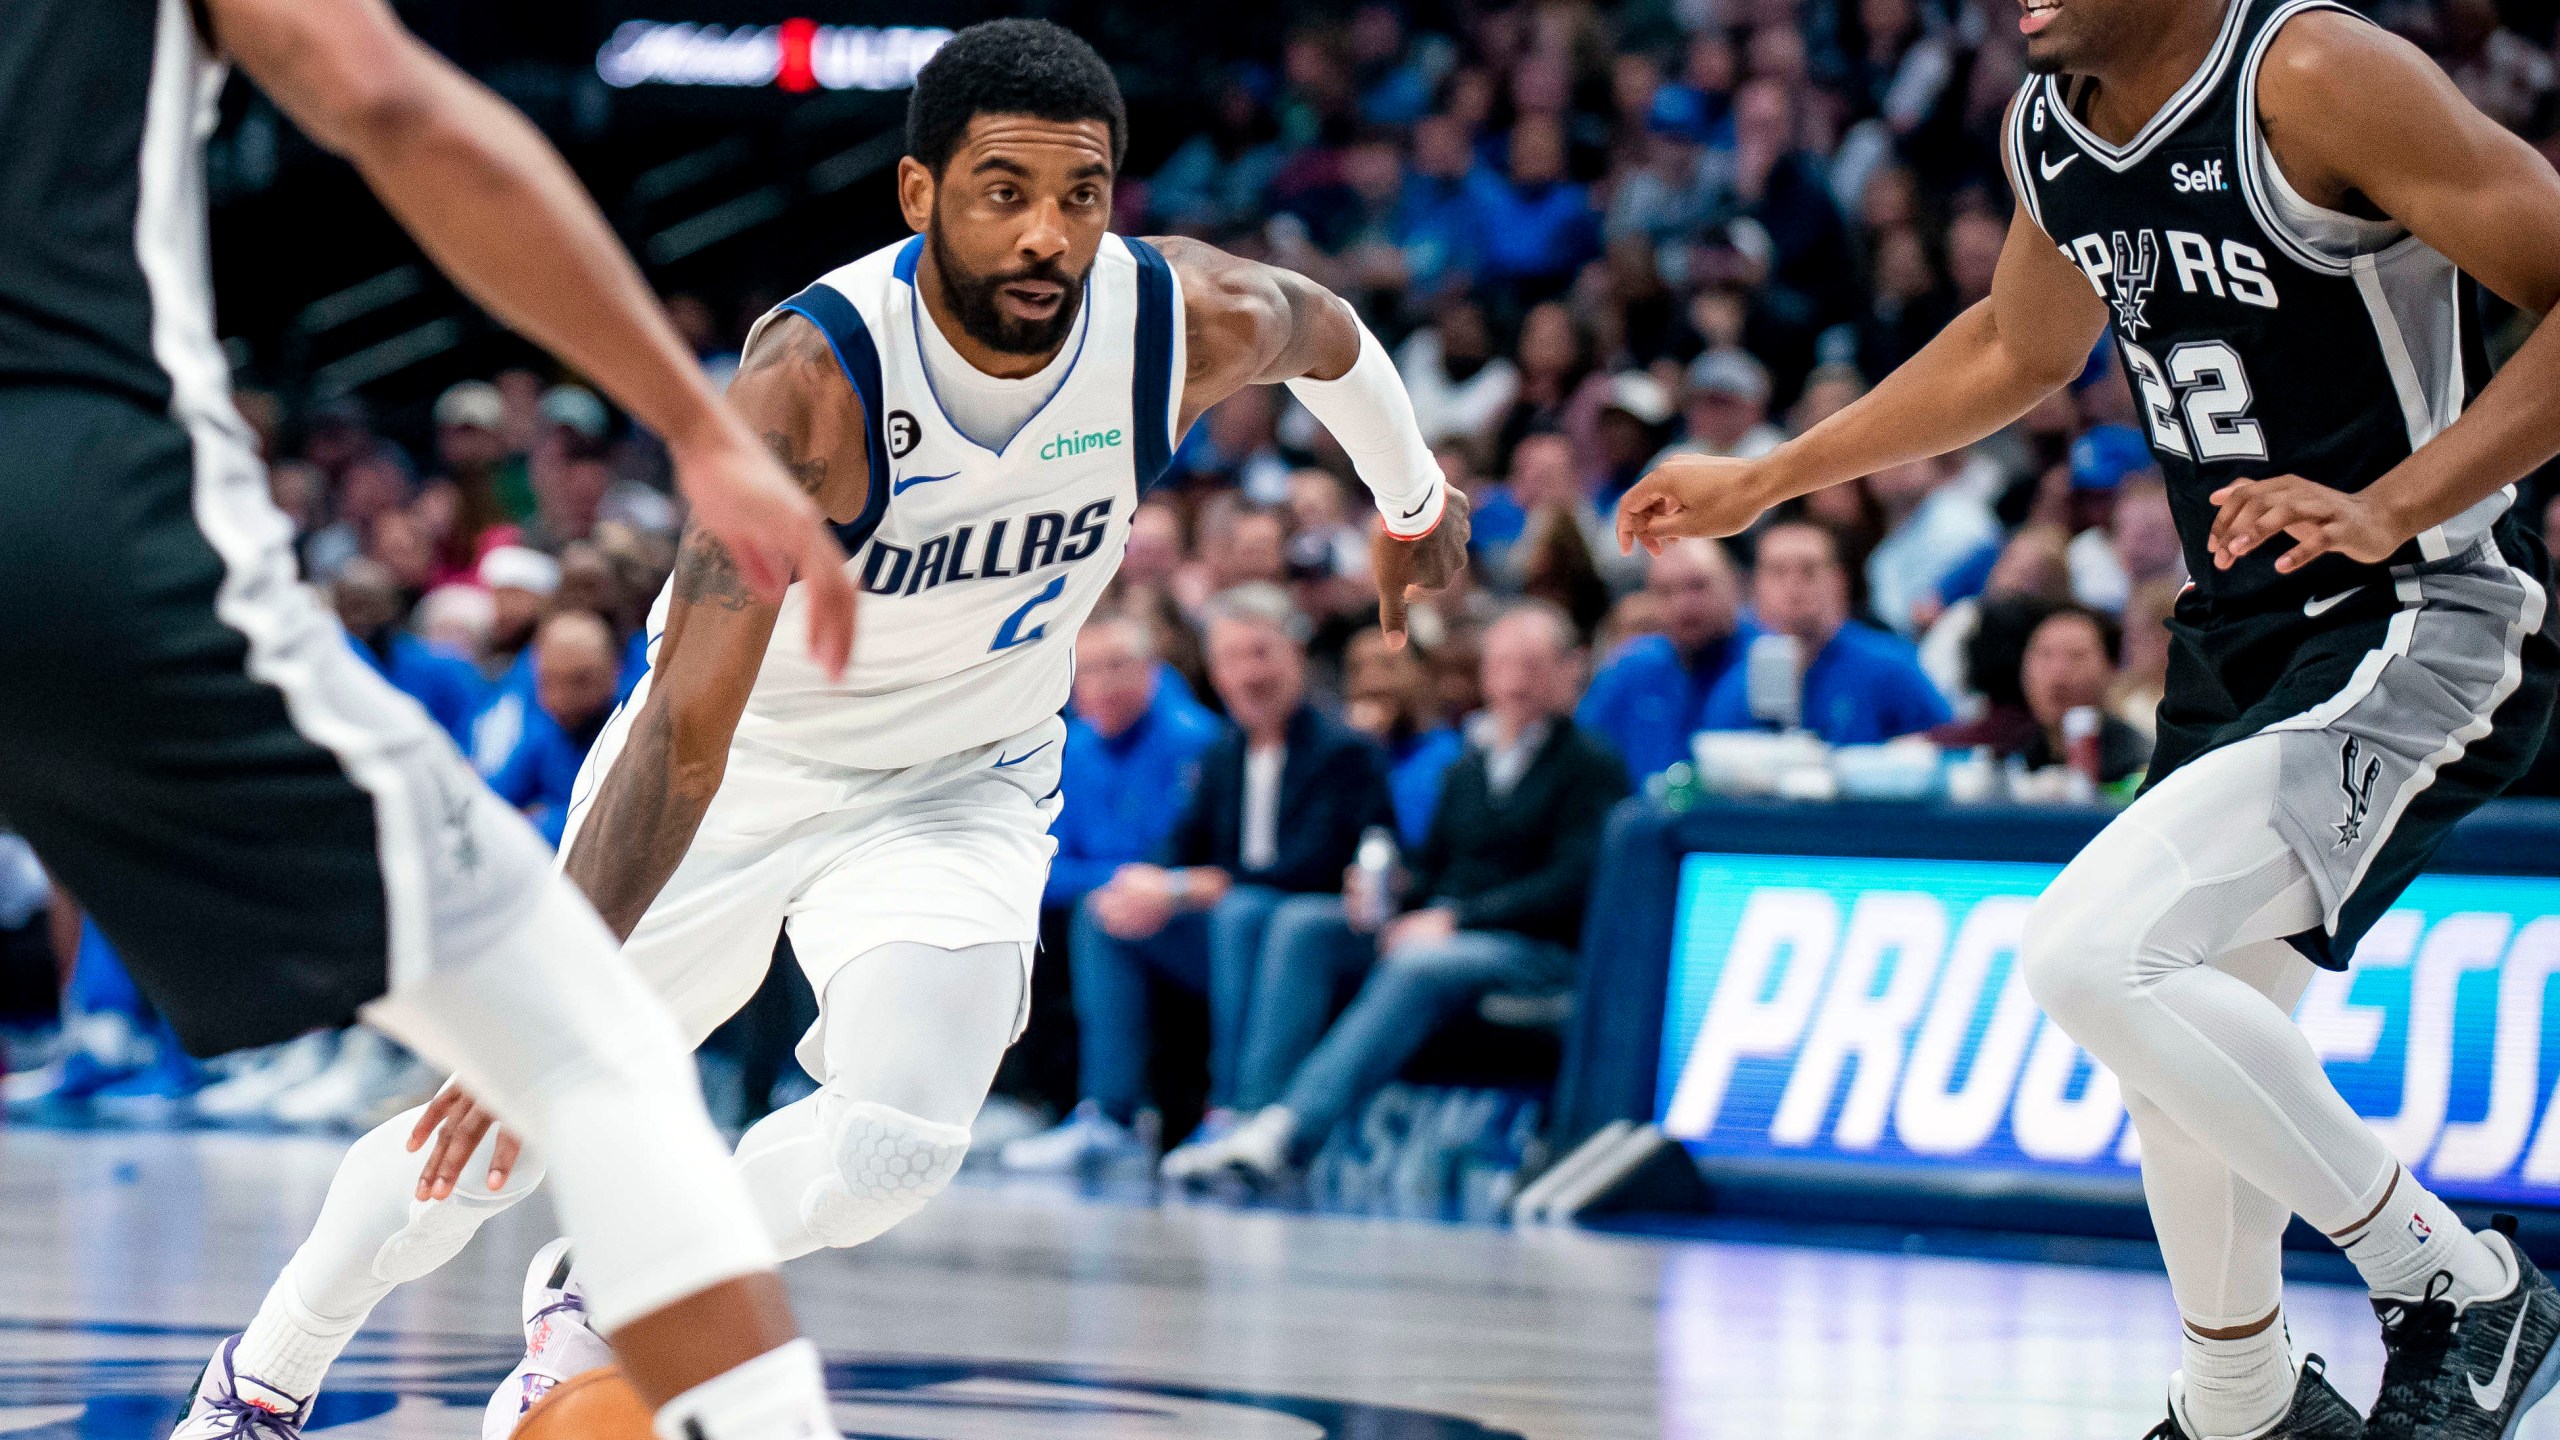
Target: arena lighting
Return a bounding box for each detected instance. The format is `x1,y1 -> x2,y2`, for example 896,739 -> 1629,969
596,19 -> 951,92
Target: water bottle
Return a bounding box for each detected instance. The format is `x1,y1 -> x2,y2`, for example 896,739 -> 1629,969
1744,632 -> 1804,732
1348,825 -> 1400,931
2062,705 -> 2103,804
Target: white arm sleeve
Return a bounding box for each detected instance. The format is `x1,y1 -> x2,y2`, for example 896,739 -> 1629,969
1285,318 -> 1446,539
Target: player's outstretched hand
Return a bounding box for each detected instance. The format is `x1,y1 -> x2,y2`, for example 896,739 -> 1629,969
671,422 -> 856,679
1373,486 -> 1472,649
1616,454 -> 1780,556
2208,474 -> 2404,572
406,1082 -> 518,1202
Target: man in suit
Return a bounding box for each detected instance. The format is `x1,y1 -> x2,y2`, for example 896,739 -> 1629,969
1163,600 -> 1629,1182
1003,584 -> 1392,1172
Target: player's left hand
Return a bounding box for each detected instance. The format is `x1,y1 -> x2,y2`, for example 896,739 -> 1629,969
2208,475 -> 2405,573
1373,486 -> 1472,649
407,1082 -> 520,1202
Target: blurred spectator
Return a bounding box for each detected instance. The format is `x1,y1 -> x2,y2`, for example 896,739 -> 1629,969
2019,607 -> 2151,782
334,558 -> 485,746
304,444 -> 415,582
1161,602 -> 1628,1184
521,435 -> 614,555
1864,452 -> 2001,636
1579,538 -> 1751,780
2072,473 -> 2184,615
485,609 -> 619,847
2114,575 -> 2182,740
1148,67 -> 1285,234
481,604 -> 616,840
1729,77 -> 1859,346
1493,300 -> 1610,470
1047,613 -> 1223,915
467,545 -> 561,772
1341,626 -> 1466,847
1395,112 -> 1489,300
1398,296 -> 1519,447
1005,585 -> 1392,1171
415,583 -> 496,666
1920,523 -> 2074,713
1123,500 -> 1186,591
1173,386 -> 1293,503
1594,371 -> 1675,501
426,381 -> 516,582
1651,349 -> 1784,468
1704,520 -> 1950,742
1468,114 -> 1601,301
1492,432 -> 1643,630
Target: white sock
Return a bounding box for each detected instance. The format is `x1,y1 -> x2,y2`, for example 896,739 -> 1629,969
2175,1318 -> 2293,1440
651,1338 -> 835,1440
2338,1169 -> 2511,1303
231,1279 -> 362,1401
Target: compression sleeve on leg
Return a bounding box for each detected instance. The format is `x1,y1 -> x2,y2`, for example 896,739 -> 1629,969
362,873 -> 777,1333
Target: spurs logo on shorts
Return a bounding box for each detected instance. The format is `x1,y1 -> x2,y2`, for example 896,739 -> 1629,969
2336,735 -> 2382,848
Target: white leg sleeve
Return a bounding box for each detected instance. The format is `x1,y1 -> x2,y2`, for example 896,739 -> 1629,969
2022,737 -> 2396,1234
2126,939 -> 2314,1329
361,874 -> 776,1333
733,941 -> 1022,1261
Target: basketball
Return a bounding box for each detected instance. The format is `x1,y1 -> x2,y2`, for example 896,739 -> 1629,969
511,1366 -> 654,1440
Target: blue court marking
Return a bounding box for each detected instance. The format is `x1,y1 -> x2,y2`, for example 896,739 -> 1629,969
0,1320 -> 1522,1439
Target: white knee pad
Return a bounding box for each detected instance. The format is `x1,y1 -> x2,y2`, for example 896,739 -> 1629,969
799,1100 -> 970,1250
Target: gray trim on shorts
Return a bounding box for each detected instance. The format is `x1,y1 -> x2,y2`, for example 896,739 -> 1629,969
2259,539 -> 2546,932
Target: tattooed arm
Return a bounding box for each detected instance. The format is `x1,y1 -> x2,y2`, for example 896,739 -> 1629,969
561,312 -> 868,938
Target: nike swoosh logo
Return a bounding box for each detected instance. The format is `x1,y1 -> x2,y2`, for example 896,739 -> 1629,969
2471,1297 -> 2532,1410
993,740 -> 1054,769
892,471 -> 958,496
2040,152 -> 2079,181
2304,587 -> 2361,618
1399,492 -> 1433,521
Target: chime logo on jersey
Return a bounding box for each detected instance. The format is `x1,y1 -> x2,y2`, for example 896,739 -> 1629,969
858,497 -> 1113,597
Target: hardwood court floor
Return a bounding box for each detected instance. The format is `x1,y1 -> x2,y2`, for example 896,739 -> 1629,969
7,1126 -> 2560,1439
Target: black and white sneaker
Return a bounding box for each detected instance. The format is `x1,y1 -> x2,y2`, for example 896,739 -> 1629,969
2367,1218 -> 2560,1440
2141,1354 -> 2363,1439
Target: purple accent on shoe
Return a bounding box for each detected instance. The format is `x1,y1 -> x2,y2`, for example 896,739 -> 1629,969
193,1336 -> 311,1439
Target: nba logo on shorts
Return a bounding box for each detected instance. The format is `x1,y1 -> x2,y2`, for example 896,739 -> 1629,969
2408,1212 -> 2434,1245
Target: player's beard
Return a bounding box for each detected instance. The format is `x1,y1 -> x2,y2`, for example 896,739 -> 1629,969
929,223 -> 1088,358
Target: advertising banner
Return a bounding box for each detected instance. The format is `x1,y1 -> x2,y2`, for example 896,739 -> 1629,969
1657,854 -> 2560,1207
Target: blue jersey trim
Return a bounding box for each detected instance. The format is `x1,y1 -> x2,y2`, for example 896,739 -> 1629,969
777,283 -> 892,554
892,234 -> 924,283
1126,236 -> 1179,494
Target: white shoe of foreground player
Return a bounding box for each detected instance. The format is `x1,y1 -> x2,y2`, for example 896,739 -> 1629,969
480,1238 -> 616,1440
171,1335 -> 313,1440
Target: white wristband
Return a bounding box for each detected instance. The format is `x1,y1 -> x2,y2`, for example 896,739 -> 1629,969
1285,320 -> 1445,539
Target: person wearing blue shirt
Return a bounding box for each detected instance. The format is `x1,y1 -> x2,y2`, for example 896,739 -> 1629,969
1579,537 -> 1753,780
1704,520 -> 1952,743
484,611 -> 620,848
1046,614 -> 1223,914
333,558 -> 485,746
1466,117 -> 1599,293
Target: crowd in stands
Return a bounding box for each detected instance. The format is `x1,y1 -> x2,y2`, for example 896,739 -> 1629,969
12,0 -> 2560,1185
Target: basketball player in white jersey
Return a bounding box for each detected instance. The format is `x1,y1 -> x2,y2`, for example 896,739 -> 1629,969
175,19 -> 1471,1436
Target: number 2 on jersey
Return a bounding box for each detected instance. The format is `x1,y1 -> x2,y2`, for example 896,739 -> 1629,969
990,574 -> 1069,652
2121,338 -> 2267,462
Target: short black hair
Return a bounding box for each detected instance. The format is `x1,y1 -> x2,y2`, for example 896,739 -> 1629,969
907,20 -> 1127,177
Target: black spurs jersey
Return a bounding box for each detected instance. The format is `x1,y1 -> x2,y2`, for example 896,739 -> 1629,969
0,0 -> 228,411
2008,0 -> 2509,608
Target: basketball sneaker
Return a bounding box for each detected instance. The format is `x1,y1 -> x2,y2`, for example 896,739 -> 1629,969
170,1335 -> 313,1440
2365,1220 -> 2560,1440
997,1100 -> 1152,1174
480,1239 -> 615,1440
2141,1355 -> 2362,1439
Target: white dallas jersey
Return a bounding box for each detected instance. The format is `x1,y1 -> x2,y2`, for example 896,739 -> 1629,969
658,232 -> 1183,771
